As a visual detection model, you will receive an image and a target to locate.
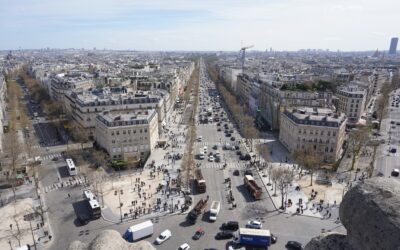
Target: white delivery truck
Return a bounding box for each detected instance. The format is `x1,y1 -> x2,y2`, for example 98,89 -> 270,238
209,201 -> 221,222
123,220 -> 154,242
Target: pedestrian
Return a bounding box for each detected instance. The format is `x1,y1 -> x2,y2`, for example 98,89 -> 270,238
68,193 -> 71,198
328,213 -> 331,218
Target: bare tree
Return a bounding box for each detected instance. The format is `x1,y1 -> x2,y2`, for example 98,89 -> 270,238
292,148 -> 320,186
272,168 -> 294,209
9,214 -> 22,247
348,125 -> 371,171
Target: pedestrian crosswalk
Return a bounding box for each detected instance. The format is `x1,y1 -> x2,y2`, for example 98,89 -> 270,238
195,141 -> 240,146
44,176 -> 86,193
41,153 -> 62,161
199,162 -> 248,169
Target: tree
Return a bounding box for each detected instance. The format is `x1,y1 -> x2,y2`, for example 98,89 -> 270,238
292,148 -> 320,186
348,125 -> 371,171
272,168 -> 294,210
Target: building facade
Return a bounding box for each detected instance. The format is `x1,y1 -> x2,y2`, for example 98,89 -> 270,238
64,88 -> 169,137
336,84 -> 366,125
279,107 -> 347,164
94,109 -> 159,161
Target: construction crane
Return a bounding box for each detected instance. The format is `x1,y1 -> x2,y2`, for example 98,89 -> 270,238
239,45 -> 254,73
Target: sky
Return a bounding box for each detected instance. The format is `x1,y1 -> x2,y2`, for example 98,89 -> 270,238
0,0 -> 399,51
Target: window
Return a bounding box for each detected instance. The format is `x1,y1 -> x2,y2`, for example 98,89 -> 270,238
144,129 -> 148,133
123,130 -> 126,135
133,130 -> 136,134
112,140 -> 115,144
333,132 -> 336,136
327,131 -> 331,136
140,129 -> 143,133
111,132 -> 114,136
116,131 -> 120,135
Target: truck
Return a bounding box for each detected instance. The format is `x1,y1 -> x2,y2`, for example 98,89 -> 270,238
234,228 -> 271,248
187,196 -> 209,224
195,169 -> 206,193
244,175 -> 262,200
209,201 -> 221,222
123,220 -> 154,242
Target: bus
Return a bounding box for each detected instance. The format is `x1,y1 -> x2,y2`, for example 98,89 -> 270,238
83,190 -> 101,220
66,158 -> 77,176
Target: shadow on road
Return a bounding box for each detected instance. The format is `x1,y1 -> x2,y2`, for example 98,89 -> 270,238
235,185 -> 254,202
58,166 -> 70,178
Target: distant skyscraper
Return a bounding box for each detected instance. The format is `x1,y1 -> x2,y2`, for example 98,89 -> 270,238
389,37 -> 398,55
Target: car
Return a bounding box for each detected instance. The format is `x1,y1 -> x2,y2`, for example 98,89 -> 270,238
234,145 -> 240,150
208,155 -> 215,162
236,151 -> 242,156
229,129 -> 234,133
271,233 -> 278,244
217,128 -> 221,132
390,148 -> 397,153
233,170 -> 240,176
215,231 -> 234,240
221,221 -> 239,231
155,229 -> 172,245
197,136 -> 203,142
226,133 -> 231,137
246,220 -> 262,229
244,170 -> 253,176
177,243 -> 190,250
192,228 -> 205,240
77,213 -> 90,225
230,137 -> 235,141
215,157 -> 221,163
203,146 -> 208,153
213,145 -> 218,150
217,123 -> 221,126
285,240 -> 303,250
391,169 -> 400,177
52,157 -> 59,161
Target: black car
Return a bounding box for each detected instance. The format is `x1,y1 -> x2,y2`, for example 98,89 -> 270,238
217,128 -> 221,131
230,137 -> 235,141
215,231 -> 234,240
221,221 -> 239,231
236,151 -> 242,156
244,170 -> 253,176
234,145 -> 240,150
193,229 -> 205,240
286,240 -> 303,250
226,133 -> 231,137
77,213 -> 90,225
233,170 -> 240,176
271,234 -> 278,244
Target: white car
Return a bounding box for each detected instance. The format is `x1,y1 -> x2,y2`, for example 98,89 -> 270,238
208,155 -> 215,162
203,146 -> 208,153
155,229 -> 172,245
197,136 -> 203,142
177,243 -> 190,250
246,220 -> 262,229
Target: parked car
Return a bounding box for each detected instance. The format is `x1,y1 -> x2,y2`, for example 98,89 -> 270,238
285,240 -> 303,250
391,169 -> 400,177
230,137 -> 235,141
213,145 -> 218,150
233,170 -> 240,176
246,220 -> 262,229
155,229 -> 172,245
192,228 -> 205,240
215,231 -> 234,240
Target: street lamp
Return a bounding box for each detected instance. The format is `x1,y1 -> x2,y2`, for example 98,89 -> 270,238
118,190 -> 123,223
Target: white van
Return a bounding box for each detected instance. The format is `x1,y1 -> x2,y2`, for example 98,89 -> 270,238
209,201 -> 221,222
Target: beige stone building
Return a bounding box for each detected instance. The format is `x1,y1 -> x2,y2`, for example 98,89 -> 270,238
336,84 -> 366,125
279,107 -> 347,164
94,109 -> 159,162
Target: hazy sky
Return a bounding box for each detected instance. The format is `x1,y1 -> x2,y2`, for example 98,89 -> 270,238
0,0 -> 398,51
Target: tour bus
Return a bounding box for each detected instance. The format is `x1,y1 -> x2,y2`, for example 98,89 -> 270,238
66,158 -> 77,176
83,190 -> 101,220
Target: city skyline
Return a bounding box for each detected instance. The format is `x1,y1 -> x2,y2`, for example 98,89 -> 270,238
0,0 -> 399,51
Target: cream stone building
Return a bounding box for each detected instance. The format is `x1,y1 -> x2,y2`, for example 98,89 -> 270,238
279,107 -> 347,164
94,109 -> 159,162
336,84 -> 366,125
